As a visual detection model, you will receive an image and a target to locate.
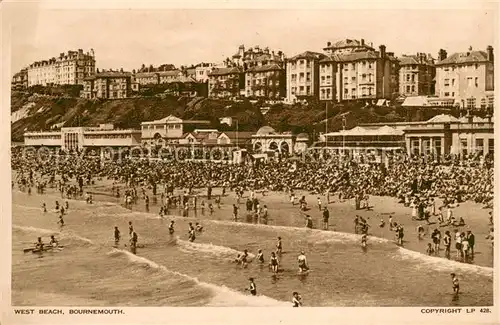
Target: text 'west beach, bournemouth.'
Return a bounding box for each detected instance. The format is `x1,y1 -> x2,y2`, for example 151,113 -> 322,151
6,7 -> 497,319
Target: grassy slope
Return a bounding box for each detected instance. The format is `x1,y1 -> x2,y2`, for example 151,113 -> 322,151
11,91 -> 451,142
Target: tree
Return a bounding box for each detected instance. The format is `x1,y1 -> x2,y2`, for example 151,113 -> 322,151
96,68 -> 100,73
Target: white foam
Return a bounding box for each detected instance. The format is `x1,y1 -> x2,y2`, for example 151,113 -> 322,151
109,248 -> 288,306
396,247 -> 493,277
176,237 -> 256,260
13,225 -> 94,244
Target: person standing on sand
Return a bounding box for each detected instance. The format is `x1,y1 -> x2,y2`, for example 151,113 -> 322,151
451,273 -> 460,295
322,207 -> 330,230
245,278 -> 257,296
114,226 -> 120,246
466,230 -> 475,259
443,231 -> 452,259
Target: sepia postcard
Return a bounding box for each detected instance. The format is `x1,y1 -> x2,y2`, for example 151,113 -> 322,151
0,0 -> 499,324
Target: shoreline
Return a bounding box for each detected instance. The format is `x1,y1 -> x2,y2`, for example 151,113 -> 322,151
14,176 -> 494,268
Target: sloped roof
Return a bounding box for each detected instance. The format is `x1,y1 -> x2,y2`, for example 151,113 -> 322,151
324,39 -> 375,51
247,63 -> 284,73
399,55 -> 434,66
402,96 -> 430,107
143,115 -> 183,124
296,133 -> 309,140
426,114 -> 460,123
208,67 -> 243,76
256,126 -> 276,135
158,70 -> 181,76
168,76 -> 198,83
436,51 -> 489,66
289,51 -> 326,61
135,72 -> 158,78
219,131 -> 255,139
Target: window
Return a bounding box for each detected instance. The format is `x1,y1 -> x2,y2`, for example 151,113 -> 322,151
351,76 -> 356,81
444,79 -> 450,86
466,97 -> 476,109
306,86 -> 311,94
488,139 -> 494,155
406,74 -> 410,82
476,139 -> 484,155
299,86 -> 304,91
406,85 -> 411,93
481,98 -> 486,109
444,67 -> 449,71
452,79 -> 455,86
444,92 -> 449,97
487,96 -> 494,109
344,88 -> 348,94
306,72 -> 311,82
411,74 -> 415,82
460,139 -> 468,156
467,77 -> 473,87
321,76 -> 325,81
475,77 -> 478,87
411,85 -> 415,92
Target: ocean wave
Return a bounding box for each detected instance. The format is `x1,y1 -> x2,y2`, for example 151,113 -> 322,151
108,248 -> 288,306
13,225 -> 94,244
396,247 -> 493,277
176,237 -> 256,261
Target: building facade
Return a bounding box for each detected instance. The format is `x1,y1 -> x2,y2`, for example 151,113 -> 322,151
11,68 -> 28,89
81,71 -> 138,99
398,53 -> 436,96
207,67 -> 244,99
435,46 -> 494,110
319,39 -> 399,102
361,114 -> 494,157
194,63 -> 215,83
140,115 -> 211,145
24,124 -> 141,153
251,126 -> 295,155
286,51 -> 326,103
27,49 -> 96,86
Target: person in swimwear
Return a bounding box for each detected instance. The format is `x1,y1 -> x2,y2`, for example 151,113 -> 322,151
128,221 -> 134,238
130,231 -> 138,254
256,249 -> 264,264
34,237 -> 44,251
292,292 -> 302,307
168,221 -> 175,235
240,249 -> 250,268
195,222 -> 203,232
297,251 -> 309,273
114,226 -> 120,246
361,234 -> 367,248
58,215 -> 65,228
276,237 -> 283,255
246,278 -> 257,296
42,203 -> 47,213
269,252 -> 279,273
188,223 -> 196,242
451,273 -> 459,295
49,235 -> 59,248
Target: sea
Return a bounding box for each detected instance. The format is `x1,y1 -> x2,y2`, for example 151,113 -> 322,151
11,190 -> 493,307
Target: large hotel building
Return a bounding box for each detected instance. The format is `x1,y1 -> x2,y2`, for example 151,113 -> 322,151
27,49 -> 96,86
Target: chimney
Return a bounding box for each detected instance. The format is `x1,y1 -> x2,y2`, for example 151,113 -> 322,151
487,45 -> 494,62
361,39 -> 365,46
327,41 -> 331,47
379,45 -> 386,59
438,49 -> 447,61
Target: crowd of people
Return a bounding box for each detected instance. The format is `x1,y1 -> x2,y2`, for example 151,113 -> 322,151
12,147 -> 494,301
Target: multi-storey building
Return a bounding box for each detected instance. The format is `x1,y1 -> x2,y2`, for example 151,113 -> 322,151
24,124 -> 141,154
237,46 -> 286,99
207,66 -> 244,99
81,70 -> 138,99
194,63 -> 215,83
135,72 -> 159,85
435,46 -> 494,110
141,115 -> 211,145
27,49 -> 95,86
318,39 -> 399,102
286,51 -> 326,103
11,68 -> 28,89
158,70 -> 181,84
398,53 -> 436,96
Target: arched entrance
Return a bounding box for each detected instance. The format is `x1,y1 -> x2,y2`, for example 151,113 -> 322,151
253,142 -> 263,152
269,141 -> 279,152
280,141 -> 290,155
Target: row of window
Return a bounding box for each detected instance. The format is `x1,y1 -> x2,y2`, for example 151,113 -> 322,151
443,64 -> 480,72
84,134 -> 132,139
142,124 -> 182,130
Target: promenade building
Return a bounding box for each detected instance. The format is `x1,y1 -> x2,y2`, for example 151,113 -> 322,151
398,53 -> 436,96
286,51 -> 327,103
361,114 -> 494,157
23,124 -> 141,155
318,39 -> 399,102
140,115 -> 211,146
435,46 -> 494,110
27,49 -> 96,86
81,70 -> 139,99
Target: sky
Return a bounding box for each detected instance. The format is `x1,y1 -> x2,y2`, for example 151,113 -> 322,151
5,1 -> 497,74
